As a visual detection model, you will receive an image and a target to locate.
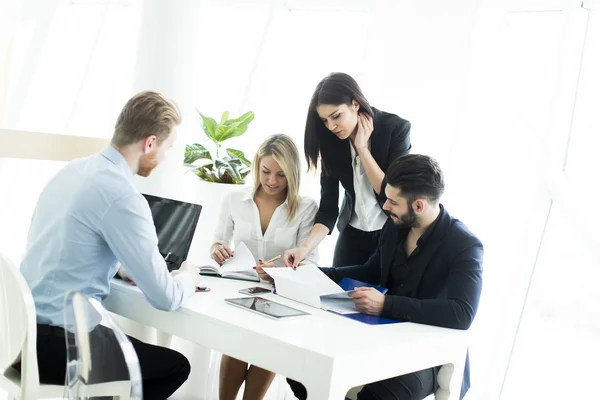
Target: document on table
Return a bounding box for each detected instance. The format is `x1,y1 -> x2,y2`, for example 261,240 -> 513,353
265,265 -> 390,316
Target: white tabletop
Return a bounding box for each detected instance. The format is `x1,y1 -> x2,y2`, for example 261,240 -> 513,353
104,276 -> 467,399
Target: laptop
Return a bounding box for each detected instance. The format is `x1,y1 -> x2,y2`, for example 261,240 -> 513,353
142,193 -> 202,271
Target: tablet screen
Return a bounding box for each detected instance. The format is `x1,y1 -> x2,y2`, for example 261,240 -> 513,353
225,297 -> 310,319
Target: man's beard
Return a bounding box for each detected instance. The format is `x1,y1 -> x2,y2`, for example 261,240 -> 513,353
138,152 -> 159,177
391,206 -> 418,228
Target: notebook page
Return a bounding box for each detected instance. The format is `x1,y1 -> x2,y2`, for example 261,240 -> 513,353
219,242 -> 256,273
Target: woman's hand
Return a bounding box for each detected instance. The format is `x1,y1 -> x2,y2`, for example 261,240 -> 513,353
211,243 -> 234,265
255,261 -> 276,282
352,113 -> 374,151
283,247 -> 307,268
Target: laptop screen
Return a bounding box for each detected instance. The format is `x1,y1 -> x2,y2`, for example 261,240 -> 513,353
142,193 -> 202,271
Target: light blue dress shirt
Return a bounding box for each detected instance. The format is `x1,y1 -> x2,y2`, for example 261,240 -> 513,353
20,146 -> 196,327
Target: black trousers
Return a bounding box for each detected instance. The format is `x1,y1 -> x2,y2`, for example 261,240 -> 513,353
15,324 -> 190,400
287,367 -> 435,400
333,225 -> 381,267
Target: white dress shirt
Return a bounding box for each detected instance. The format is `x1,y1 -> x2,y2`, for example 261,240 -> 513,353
20,146 -> 195,327
348,144 -> 389,232
213,188 -> 319,266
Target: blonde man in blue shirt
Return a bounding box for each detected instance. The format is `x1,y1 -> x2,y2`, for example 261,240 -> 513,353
18,91 -> 201,399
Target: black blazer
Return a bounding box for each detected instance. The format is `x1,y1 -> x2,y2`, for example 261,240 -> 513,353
314,107 -> 411,233
321,205 -> 483,399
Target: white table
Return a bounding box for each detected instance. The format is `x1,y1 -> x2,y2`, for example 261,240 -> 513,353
104,277 -> 467,400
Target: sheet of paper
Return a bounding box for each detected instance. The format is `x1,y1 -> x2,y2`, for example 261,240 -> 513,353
265,264 -> 345,308
220,242 -> 256,273
270,275 -> 322,308
265,264 -> 344,295
320,297 -> 357,314
322,291 -> 352,300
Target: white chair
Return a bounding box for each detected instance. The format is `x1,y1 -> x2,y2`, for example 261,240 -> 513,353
0,253 -> 136,399
345,364 -> 455,400
63,291 -> 142,400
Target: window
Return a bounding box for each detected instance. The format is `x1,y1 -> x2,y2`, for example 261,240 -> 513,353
3,1 -> 141,137
565,11 -> 599,199
499,201 -> 600,399
0,158 -> 66,263
500,5 -> 600,400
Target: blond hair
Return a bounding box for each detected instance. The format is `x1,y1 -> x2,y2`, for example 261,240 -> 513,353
252,134 -> 301,222
112,91 -> 181,147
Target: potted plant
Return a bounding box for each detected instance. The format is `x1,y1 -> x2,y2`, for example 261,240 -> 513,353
184,110 -> 255,184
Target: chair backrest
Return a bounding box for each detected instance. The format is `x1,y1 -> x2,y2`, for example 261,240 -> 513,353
0,252 -> 41,400
63,291 -> 143,400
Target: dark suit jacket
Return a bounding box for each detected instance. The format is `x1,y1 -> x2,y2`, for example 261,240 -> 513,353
321,205 -> 483,399
314,107 -> 411,233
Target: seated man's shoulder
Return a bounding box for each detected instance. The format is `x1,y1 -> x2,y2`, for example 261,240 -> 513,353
70,166 -> 141,216
447,217 -> 483,250
91,169 -> 136,199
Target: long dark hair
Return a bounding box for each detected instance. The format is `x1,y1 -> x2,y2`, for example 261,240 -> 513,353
304,73 -> 374,172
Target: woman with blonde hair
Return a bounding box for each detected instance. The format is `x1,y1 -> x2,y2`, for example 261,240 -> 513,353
210,133 -> 318,400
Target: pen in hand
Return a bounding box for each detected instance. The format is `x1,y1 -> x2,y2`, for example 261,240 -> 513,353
262,255 -> 281,264
254,255 -> 288,274
260,254 -> 296,270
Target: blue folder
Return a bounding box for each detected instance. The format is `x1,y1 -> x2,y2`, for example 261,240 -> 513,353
338,277 -> 388,293
334,312 -> 402,325
327,278 -> 405,325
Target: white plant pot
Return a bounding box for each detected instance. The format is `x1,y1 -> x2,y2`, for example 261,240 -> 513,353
187,178 -> 249,262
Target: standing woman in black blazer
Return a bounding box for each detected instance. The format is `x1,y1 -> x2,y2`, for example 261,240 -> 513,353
284,72 -> 411,267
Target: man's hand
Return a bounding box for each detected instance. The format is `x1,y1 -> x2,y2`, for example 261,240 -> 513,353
211,243 -> 234,265
283,247 -> 308,268
117,265 -> 136,286
349,287 -> 385,316
175,260 -> 202,287
255,261 -> 276,282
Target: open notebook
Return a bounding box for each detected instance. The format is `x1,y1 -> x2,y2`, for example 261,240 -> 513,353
198,242 -> 260,282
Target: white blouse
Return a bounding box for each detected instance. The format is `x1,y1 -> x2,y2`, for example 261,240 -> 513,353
213,188 -> 319,266
348,144 -> 389,232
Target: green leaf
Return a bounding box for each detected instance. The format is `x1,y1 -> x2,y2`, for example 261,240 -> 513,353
240,166 -> 251,179
223,156 -> 242,167
226,111 -> 254,126
197,110 -> 218,141
214,157 -> 251,184
184,143 -> 212,164
213,122 -> 246,142
213,111 -> 255,142
226,148 -> 252,166
194,166 -> 218,182
219,171 -> 235,184
212,161 -> 229,182
220,111 -> 230,125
